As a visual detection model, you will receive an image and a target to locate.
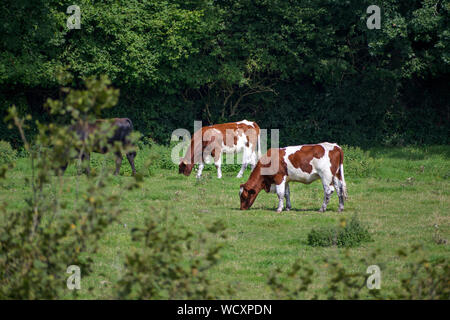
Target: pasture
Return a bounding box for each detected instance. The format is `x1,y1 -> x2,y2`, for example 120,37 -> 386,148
1,144 -> 449,299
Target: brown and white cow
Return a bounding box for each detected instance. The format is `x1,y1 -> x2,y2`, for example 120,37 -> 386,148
239,142 -> 348,213
179,120 -> 261,179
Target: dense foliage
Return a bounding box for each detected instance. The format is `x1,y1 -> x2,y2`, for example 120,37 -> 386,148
1,1 -> 448,146
0,76 -> 133,299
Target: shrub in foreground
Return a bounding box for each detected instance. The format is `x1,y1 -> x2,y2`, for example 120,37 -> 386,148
269,245 -> 449,300
0,74 -> 140,299
117,208 -> 231,299
307,215 -> 372,248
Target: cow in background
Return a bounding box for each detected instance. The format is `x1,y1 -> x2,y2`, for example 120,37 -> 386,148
239,142 -> 348,212
179,120 -> 261,179
62,118 -> 137,175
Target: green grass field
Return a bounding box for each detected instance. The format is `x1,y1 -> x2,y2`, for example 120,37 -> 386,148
1,145 -> 449,299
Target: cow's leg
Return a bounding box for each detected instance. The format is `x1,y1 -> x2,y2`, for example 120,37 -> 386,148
333,177 -> 344,212
333,176 -> 344,212
196,162 -> 204,179
126,151 -> 137,176
215,157 -> 222,179
250,150 -> 258,171
237,148 -> 250,178
275,178 -> 286,213
114,152 -> 122,175
237,162 -> 248,178
285,183 -> 292,211
319,181 -> 334,213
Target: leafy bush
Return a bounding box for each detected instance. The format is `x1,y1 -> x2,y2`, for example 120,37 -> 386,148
393,245 -> 449,299
0,74 -> 140,299
307,227 -> 337,247
268,249 -> 379,300
269,244 -> 449,300
117,208 -> 231,299
307,215 -> 372,248
342,145 -> 380,178
136,136 -> 156,149
0,140 -> 17,165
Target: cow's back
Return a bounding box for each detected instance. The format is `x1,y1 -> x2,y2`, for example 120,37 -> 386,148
201,120 -> 259,151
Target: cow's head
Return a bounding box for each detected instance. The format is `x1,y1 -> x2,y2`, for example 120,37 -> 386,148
239,184 -> 258,210
179,159 -> 195,176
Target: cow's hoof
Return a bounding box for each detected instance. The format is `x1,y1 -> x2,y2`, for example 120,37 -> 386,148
286,207 -> 291,211
318,208 -> 325,213
276,209 -> 283,213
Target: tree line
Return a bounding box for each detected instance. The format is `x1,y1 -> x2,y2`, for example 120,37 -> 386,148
0,0 -> 448,147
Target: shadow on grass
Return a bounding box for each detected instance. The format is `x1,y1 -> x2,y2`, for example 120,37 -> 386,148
283,207 -> 345,213
368,145 -> 450,160
231,206 -> 327,213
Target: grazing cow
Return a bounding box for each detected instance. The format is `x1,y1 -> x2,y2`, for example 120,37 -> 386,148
62,118 -> 137,175
179,120 -> 261,179
239,142 -> 348,213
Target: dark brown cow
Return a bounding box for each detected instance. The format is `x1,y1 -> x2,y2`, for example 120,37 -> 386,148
179,120 -> 261,179
62,118 -> 136,175
239,142 -> 348,213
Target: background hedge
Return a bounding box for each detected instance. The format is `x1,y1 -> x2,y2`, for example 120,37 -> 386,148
1,0 -> 448,147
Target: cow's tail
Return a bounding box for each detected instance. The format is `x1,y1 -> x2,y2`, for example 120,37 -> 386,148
338,147 -> 348,200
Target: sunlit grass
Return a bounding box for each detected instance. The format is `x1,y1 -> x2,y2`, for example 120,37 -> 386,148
1,145 -> 449,299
